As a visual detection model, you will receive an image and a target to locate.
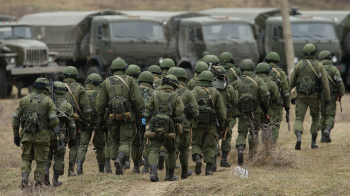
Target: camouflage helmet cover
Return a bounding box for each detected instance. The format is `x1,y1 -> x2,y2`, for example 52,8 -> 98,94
240,59 -> 255,70
219,52 -> 234,64
255,62 -> 272,73
172,67 -> 188,79
303,43 -> 318,55
148,65 -> 162,75
194,62 -> 209,73
62,66 -> 78,78
318,50 -> 334,61
160,58 -> 175,68
162,74 -> 179,87
198,70 -> 214,82
138,71 -> 154,84
167,67 -> 177,75
86,73 -> 102,85
111,58 -> 127,70
125,64 -> 141,76
265,52 -> 280,62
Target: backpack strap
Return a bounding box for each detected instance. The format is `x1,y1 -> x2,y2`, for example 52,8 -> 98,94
113,75 -> 131,91
243,75 -> 258,87
325,71 -> 337,86
271,67 -> 281,78
306,60 -> 320,79
203,87 -> 215,107
64,83 -> 83,116
230,68 -> 238,78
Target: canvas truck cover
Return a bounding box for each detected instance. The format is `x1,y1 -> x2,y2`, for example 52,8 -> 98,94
0,15 -> 16,22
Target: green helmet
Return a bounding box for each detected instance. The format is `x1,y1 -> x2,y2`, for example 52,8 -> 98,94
172,67 -> 188,79
111,58 -> 128,70
198,70 -> 214,82
202,55 -> 209,62
54,81 -> 67,94
215,66 -> 226,72
240,59 -> 255,70
86,73 -> 102,85
303,43 -> 318,56
148,65 -> 161,75
125,64 -> 141,77
167,67 -> 177,75
265,52 -> 280,62
202,51 -> 210,58
62,66 -> 78,78
160,58 -> 175,69
219,52 -> 234,64
33,77 -> 50,91
318,50 -> 334,61
162,74 -> 179,87
203,55 -> 220,65
194,62 -> 209,73
138,71 -> 154,85
255,63 -> 272,74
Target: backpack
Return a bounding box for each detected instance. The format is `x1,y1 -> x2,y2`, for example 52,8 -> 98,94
22,94 -> 45,134
194,87 -> 216,124
296,59 -> 320,95
298,77 -> 316,95
140,86 -> 154,125
237,76 -> 259,114
86,89 -> 100,124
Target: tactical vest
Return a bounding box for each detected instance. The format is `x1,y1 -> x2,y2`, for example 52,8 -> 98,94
237,75 -> 259,114
86,89 -> 100,124
323,64 -> 337,94
21,93 -> 49,133
175,87 -> 189,117
296,59 -> 320,95
51,98 -> 70,140
194,87 -> 216,124
268,66 -> 283,105
64,82 -> 81,114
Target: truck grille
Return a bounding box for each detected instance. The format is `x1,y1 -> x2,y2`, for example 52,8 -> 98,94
26,49 -> 48,63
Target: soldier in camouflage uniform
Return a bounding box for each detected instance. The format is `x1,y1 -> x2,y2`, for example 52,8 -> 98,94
148,65 -> 162,89
256,63 -> 281,143
318,50 -> 345,143
187,62 -> 209,91
62,66 -> 91,177
126,64 -> 141,82
77,74 -> 106,174
232,59 -> 270,165
160,58 -> 175,78
44,81 -> 76,187
144,75 -> 184,182
290,43 -> 331,150
12,78 -> 60,189
191,71 -> 226,175
97,58 -> 144,175
219,52 -> 241,84
265,52 -> 291,142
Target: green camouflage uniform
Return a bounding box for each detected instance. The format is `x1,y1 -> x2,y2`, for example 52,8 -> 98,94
188,62 -> 209,91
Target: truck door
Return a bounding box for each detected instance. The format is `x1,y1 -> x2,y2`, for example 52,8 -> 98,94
270,25 -> 287,65
94,23 -> 112,65
187,27 -> 205,63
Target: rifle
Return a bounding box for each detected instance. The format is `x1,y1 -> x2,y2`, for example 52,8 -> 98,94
89,126 -> 98,146
208,63 -> 225,80
137,117 -> 143,159
335,88 -> 343,112
276,79 -> 282,106
286,110 -> 290,131
184,103 -> 194,142
50,80 -> 66,151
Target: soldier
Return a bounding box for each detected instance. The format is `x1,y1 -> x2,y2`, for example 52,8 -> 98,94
77,74 -> 106,175
126,64 -> 141,82
96,58 -> 144,175
12,78 -> 60,189
318,50 -> 345,143
219,52 -> 241,84
191,71 -> 226,175
170,68 -> 199,179
187,62 -> 209,91
290,43 -> 331,150
148,65 -> 162,88
44,81 -> 76,187
144,75 -> 184,182
232,59 -> 270,165
255,63 -> 280,143
62,66 -> 91,177
265,52 -> 291,141
160,58 -> 176,78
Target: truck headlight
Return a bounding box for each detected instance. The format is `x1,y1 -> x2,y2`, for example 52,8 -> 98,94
159,57 -> 163,64
48,56 -> 53,62
10,57 -> 15,64
294,57 -> 298,64
332,56 -> 337,63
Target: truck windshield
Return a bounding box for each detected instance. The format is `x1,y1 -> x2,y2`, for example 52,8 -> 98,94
291,23 -> 336,39
203,23 -> 254,41
0,27 -> 13,39
0,26 -> 32,39
110,22 -> 164,40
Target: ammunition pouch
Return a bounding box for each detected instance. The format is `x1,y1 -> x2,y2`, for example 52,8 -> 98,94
109,112 -> 131,122
144,131 -> 175,139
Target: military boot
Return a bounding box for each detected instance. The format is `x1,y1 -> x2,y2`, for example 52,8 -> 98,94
205,163 -> 213,175
99,164 -> 104,173
220,151 -> 231,167
295,132 -> 302,150
44,163 -> 50,186
320,134 -> 327,143
194,154 -> 202,175
142,158 -> 150,174
164,166 -> 178,181
52,172 -> 62,187
139,159 -> 144,166
175,164 -> 180,169
124,156 -> 130,170
180,164 -> 192,180
157,151 -> 165,170
149,165 -> 159,182
114,152 -> 125,175
132,161 -> 140,174
237,145 -> 244,166
77,161 -> 83,175
324,126 -> 332,143
68,162 -> 77,177
21,171 -> 28,190
211,156 -> 217,172
311,134 -> 318,149
168,168 -> 177,181
104,159 -> 112,173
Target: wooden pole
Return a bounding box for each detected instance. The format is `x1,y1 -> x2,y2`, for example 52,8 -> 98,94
281,0 -> 295,79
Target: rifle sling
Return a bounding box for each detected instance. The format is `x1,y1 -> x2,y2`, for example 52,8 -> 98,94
271,67 -> 281,77
64,83 -> 83,116
244,75 -> 258,87
113,75 -> 130,91
325,72 -> 337,86
230,68 -> 238,78
306,60 -> 320,79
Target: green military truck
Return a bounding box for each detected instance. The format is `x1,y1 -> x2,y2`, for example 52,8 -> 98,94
20,10 -> 167,79
0,20 -> 62,98
118,11 -> 259,78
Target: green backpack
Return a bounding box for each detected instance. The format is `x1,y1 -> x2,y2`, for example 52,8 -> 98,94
86,89 -> 100,125
194,87 -> 216,124
297,77 -> 316,95
237,76 -> 259,114
21,94 -> 45,133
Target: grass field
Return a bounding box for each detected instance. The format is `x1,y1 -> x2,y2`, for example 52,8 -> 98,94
0,89 -> 350,195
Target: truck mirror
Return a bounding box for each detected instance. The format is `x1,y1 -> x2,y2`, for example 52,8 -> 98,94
189,28 -> 195,42
273,27 -> 279,41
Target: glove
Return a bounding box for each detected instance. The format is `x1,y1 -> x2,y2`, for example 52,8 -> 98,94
98,121 -> 105,130
291,99 -> 296,105
325,101 -> 330,107
285,107 -> 290,113
14,136 -> 20,147
68,139 -> 76,148
262,106 -> 268,114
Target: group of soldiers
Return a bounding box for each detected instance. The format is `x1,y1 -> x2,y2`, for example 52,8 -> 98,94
12,42 -> 345,188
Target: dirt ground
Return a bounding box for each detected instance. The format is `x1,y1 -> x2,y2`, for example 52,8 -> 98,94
1,89 -> 350,195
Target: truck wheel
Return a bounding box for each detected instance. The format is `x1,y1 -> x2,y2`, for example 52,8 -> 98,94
168,35 -> 179,61
80,33 -> 90,59
86,66 -> 101,79
258,31 -> 265,62
0,69 -> 7,98
343,32 -> 350,57
7,85 -> 13,96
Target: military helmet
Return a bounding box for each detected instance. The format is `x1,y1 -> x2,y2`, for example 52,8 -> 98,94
219,52 -> 234,64
54,81 -> 67,94
148,65 -> 161,75
202,51 -> 210,58
162,74 -> 179,87
194,62 -> 209,73
303,43 -> 318,56
33,77 -> 50,91
160,58 -> 175,69
62,66 -> 78,78
240,59 -> 255,70
318,50 -> 334,61
215,66 -> 226,72
255,63 -> 272,74
202,55 -> 209,62
198,70 -> 214,82
138,71 -> 154,85
111,58 -> 128,70
203,55 -> 220,65
167,67 -> 177,75
172,67 -> 188,79
86,73 -> 102,85
265,52 -> 280,62
125,64 -> 141,77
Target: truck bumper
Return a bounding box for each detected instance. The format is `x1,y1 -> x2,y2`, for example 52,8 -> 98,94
7,63 -> 66,75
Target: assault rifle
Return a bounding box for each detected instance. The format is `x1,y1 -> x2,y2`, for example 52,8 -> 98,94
136,117 -> 143,159
184,103 -> 194,142
286,109 -> 290,131
208,63 -> 225,80
276,79 -> 282,106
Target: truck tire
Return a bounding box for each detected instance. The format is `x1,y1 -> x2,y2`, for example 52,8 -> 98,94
0,69 -> 7,98
80,33 -> 90,59
168,35 -> 179,61
343,32 -> 350,57
257,31 -> 265,62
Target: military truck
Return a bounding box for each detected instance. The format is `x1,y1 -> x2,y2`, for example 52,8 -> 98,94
20,10 -> 167,79
0,15 -> 16,22
201,8 -> 343,76
118,11 -> 259,78
0,21 -> 62,98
